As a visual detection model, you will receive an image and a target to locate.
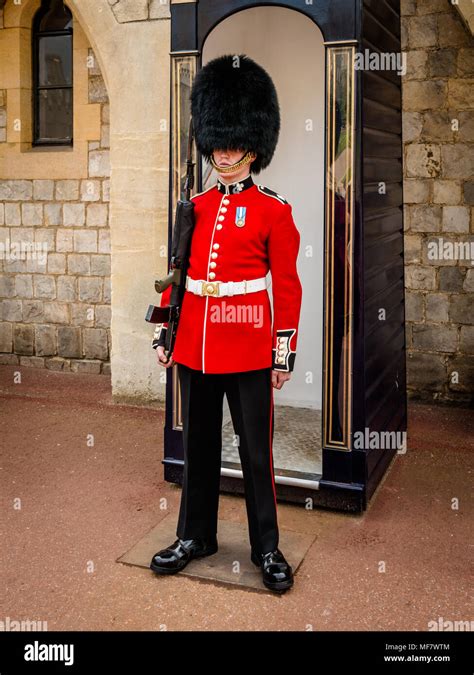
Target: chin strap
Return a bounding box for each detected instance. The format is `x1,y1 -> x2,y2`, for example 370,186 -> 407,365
210,150 -> 257,173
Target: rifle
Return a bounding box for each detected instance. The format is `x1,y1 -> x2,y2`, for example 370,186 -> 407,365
145,117 -> 196,359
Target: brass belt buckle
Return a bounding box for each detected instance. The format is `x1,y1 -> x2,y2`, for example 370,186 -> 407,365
202,281 -> 219,296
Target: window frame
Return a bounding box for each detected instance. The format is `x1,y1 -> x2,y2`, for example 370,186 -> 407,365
32,2 -> 73,147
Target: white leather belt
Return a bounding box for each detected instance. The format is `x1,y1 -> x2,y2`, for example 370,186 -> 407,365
186,275 -> 267,297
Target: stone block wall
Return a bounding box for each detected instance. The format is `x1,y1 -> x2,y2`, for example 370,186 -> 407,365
107,0 -> 171,22
0,88 -> 6,143
0,46 -> 111,375
401,0 -> 474,404
0,0 -> 472,404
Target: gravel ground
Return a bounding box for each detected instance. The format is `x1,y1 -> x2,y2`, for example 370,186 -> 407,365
1,365 -> 472,631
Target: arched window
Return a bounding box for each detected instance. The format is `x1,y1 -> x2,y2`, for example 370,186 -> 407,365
32,0 -> 73,146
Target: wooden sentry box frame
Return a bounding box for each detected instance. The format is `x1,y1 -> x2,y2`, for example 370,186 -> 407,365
162,0 -> 407,512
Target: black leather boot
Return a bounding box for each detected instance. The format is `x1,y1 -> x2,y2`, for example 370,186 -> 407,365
251,548 -> 294,592
150,537 -> 218,574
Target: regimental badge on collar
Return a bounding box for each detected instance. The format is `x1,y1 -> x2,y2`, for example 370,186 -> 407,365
235,206 -> 247,227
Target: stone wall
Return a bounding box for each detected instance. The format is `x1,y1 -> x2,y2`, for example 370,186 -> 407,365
0,0 -> 472,404
402,0 -> 474,404
0,5 -> 6,145
107,0 -> 170,22
0,37 -> 111,374
1,0 -> 172,402
0,88 -> 6,142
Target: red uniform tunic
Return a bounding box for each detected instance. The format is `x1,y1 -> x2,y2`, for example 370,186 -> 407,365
152,173 -> 302,374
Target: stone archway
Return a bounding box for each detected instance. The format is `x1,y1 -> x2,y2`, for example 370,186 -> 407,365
1,0 -> 171,401
62,0 -> 172,402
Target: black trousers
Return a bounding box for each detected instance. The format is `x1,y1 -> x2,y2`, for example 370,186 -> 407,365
176,363 -> 279,557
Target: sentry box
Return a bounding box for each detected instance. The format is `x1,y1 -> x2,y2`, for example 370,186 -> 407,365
161,0 -> 407,512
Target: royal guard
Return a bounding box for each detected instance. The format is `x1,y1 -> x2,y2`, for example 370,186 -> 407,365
150,54 -> 302,592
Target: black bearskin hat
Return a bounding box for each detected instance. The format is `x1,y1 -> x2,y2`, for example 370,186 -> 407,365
190,53 -> 280,175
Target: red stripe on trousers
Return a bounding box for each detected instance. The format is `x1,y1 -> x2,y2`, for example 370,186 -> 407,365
269,377 -> 277,510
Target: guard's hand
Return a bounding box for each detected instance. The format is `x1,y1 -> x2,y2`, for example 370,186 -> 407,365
272,370 -> 291,389
156,346 -> 175,368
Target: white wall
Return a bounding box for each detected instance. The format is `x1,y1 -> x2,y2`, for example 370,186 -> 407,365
203,6 -> 326,408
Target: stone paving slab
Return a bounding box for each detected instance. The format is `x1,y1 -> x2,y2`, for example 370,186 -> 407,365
118,513 -> 316,592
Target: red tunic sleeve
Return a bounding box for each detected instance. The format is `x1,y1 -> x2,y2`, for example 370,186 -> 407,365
267,202 -> 303,372
151,283 -> 172,350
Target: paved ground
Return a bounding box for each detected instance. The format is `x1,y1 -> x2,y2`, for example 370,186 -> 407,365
1,365 -> 472,631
